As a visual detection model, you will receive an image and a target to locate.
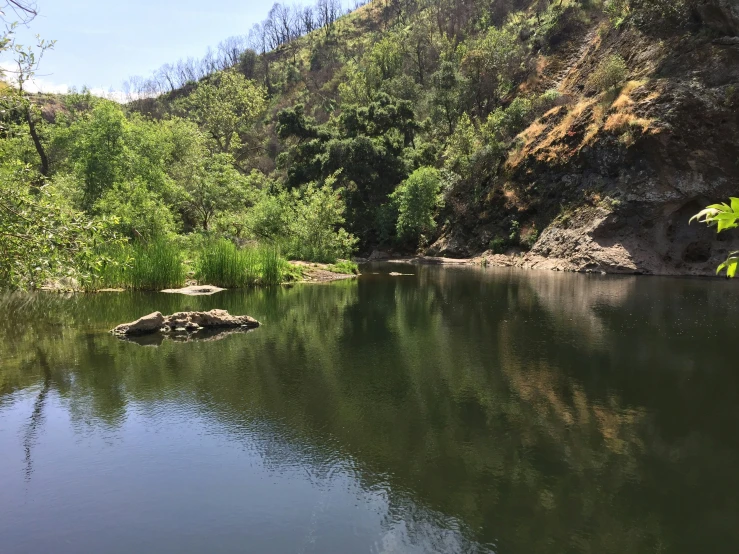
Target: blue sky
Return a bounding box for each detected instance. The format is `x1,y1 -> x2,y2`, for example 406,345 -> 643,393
2,0 -> 281,95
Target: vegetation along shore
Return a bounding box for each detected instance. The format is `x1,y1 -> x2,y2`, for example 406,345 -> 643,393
2,0 -> 739,291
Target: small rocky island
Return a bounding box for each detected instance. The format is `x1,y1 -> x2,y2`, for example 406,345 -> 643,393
112,309 -> 260,336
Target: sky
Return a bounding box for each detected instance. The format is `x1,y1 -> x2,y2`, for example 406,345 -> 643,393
1,0 -> 281,97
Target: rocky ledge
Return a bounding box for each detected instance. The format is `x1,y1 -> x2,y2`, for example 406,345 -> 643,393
112,309 -> 260,336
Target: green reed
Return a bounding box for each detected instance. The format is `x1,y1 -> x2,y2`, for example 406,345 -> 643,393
197,239 -> 287,287
92,240 -> 186,290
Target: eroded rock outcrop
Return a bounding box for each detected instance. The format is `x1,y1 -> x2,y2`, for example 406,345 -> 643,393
112,309 -> 260,336
431,13 -> 739,276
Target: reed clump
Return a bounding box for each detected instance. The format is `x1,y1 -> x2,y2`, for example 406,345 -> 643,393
93,240 -> 186,290
197,239 -> 288,287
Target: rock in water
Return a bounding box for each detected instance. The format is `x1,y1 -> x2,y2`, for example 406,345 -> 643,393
160,285 -> 226,296
112,312 -> 166,336
165,310 -> 260,331
112,310 -> 260,336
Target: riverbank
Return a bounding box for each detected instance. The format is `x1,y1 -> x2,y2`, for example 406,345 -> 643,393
381,252 -> 733,277
290,261 -> 360,283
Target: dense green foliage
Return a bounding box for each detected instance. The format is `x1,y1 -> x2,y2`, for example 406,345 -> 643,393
391,167 -> 443,247
0,165 -> 124,289
0,0 -> 716,288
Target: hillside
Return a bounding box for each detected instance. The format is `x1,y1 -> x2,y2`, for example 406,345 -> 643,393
134,0 -> 739,275
2,0 -> 739,289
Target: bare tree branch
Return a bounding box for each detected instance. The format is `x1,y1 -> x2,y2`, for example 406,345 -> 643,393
1,0 -> 38,23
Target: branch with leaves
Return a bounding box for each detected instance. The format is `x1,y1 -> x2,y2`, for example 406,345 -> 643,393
690,198 -> 739,277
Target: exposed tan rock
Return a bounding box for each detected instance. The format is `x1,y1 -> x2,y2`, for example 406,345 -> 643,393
112,309 -> 259,336
112,312 -> 166,336
167,309 -> 259,329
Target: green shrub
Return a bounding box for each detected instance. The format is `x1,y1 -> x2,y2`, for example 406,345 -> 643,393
391,167 -> 444,246
587,55 -> 628,92
489,237 -> 507,254
285,179 -> 358,263
94,179 -> 176,241
327,260 -> 360,275
534,89 -> 562,113
520,225 -> 539,251
606,0 -> 692,29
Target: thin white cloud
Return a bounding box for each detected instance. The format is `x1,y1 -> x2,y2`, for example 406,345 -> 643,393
0,61 -> 130,103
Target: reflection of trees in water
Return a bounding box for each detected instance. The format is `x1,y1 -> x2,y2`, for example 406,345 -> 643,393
2,270 -> 739,551
22,348 -> 52,480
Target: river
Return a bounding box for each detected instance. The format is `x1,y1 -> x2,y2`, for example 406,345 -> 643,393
1,263 -> 738,553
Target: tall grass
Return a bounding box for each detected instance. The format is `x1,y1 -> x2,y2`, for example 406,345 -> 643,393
197,239 -> 288,287
129,240 -> 186,290
92,240 -> 186,290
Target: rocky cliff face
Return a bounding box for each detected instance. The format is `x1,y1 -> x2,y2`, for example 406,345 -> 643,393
432,1 -> 739,276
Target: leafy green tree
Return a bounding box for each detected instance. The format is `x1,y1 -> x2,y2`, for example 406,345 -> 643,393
691,199 -> 739,277
276,97 -> 415,242
286,175 -> 358,262
181,153 -> 253,231
185,69 -> 267,160
460,27 -> 525,117
431,61 -> 464,135
338,36 -> 404,106
0,162 -> 123,289
444,113 -> 480,178
94,179 -> 177,240
391,167 -> 444,246
240,186 -> 291,241
0,29 -> 55,178
62,102 -> 128,209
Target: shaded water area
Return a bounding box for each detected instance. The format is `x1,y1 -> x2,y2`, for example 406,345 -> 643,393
2,264 -> 739,553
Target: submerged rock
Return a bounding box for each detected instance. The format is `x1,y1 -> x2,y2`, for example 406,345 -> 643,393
160,285 -> 226,296
112,309 -> 260,336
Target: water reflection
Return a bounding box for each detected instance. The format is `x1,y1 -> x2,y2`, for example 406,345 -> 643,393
1,267 -> 739,553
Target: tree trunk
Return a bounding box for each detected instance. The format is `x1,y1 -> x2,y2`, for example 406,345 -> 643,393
25,107 -> 49,178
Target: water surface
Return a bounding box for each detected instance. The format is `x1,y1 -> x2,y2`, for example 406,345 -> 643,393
1,264 -> 738,553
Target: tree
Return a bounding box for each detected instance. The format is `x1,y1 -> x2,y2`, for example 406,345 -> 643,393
461,27 -> 525,117
691,199 -> 739,277
185,70 -> 267,160
1,0 -> 38,23
286,176 -> 358,262
0,162 -> 123,289
391,167 -> 443,246
65,101 -> 128,209
181,153 -> 252,231
431,61 -> 464,135
0,32 -> 55,178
